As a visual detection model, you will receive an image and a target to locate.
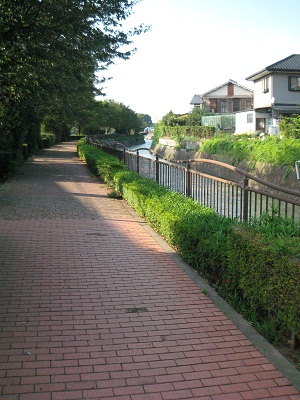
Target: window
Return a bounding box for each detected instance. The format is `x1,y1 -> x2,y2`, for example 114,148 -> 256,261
246,100 -> 252,109
262,77 -> 269,93
247,113 -> 253,123
240,100 -> 246,111
288,76 -> 300,91
221,101 -> 227,113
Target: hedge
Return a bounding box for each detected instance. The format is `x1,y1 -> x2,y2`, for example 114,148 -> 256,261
77,141 -> 300,344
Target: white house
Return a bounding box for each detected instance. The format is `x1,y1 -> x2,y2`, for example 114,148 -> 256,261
235,110 -> 270,135
244,54 -> 300,133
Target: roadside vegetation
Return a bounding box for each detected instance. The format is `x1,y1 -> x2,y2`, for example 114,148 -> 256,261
78,140 -> 300,366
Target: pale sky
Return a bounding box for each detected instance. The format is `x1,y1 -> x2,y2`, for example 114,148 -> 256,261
99,0 -> 300,122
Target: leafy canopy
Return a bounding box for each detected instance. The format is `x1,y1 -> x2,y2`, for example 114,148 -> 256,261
0,0 -> 148,174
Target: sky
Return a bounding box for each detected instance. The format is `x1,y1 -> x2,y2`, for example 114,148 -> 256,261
99,0 -> 300,122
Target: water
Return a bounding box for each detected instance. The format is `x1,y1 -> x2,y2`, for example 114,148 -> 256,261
127,140 -> 155,159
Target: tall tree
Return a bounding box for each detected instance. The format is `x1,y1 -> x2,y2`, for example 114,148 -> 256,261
0,0 -> 147,175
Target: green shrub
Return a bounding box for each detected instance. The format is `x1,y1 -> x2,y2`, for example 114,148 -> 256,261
226,227 -> 300,336
280,115 -> 300,139
41,133 -> 56,148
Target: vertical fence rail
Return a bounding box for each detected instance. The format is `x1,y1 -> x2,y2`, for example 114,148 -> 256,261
86,138 -> 300,223
243,177 -> 249,222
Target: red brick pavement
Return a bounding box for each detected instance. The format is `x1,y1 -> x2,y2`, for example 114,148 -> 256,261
0,142 -> 299,400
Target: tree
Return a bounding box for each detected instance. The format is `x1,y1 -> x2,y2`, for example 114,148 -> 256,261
137,113 -> 152,130
0,0 -> 147,176
81,100 -> 143,135
187,107 -> 206,126
162,110 -> 177,126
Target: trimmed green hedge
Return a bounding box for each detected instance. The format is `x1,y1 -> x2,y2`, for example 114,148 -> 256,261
227,227 -> 300,336
78,141 -> 300,344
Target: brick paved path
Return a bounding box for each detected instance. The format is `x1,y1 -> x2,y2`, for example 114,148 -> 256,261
0,142 -> 299,400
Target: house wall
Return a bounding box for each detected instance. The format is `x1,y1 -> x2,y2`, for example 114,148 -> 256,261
208,84 -> 253,97
233,85 -> 253,96
254,73 -> 300,108
235,111 -> 270,134
208,86 -> 228,96
273,73 -> 300,104
253,75 -> 273,109
235,111 -> 255,134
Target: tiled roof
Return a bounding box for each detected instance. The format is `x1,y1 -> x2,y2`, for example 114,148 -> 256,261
190,95 -> 203,105
246,54 -> 300,80
267,54 -> 300,71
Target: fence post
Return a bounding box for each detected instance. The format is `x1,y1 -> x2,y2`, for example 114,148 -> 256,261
123,147 -> 126,165
186,161 -> 191,197
243,177 -> 249,221
155,155 -> 159,184
137,150 -> 140,174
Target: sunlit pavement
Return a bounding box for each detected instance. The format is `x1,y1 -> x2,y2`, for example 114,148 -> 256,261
0,142 -> 299,400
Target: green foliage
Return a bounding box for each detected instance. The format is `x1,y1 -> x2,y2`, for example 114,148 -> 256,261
226,227 -> 300,336
161,108 -> 207,128
137,114 -> 153,131
151,121 -> 165,147
81,100 -> 143,135
279,115 -> 300,139
163,126 -> 215,140
201,135 -> 300,166
41,133 -> 57,149
0,0 -> 146,178
186,107 -> 207,126
161,111 -> 178,126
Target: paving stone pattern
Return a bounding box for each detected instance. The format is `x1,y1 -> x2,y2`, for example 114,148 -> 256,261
0,142 -> 299,400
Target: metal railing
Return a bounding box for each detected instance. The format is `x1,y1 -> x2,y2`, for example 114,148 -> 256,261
87,138 -> 300,223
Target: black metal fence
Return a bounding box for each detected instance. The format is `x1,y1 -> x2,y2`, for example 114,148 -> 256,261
87,138 -> 300,223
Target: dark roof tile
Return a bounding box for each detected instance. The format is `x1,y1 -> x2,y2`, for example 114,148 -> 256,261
267,54 -> 300,71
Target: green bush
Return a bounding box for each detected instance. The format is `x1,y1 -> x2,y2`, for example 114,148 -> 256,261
226,227 -> 300,337
77,140 -> 300,344
279,115 -> 300,139
41,133 -> 56,148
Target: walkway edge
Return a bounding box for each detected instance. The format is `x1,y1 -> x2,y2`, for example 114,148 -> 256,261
121,199 -> 300,391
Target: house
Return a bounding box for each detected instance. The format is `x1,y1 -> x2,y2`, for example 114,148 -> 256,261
190,79 -> 253,114
245,54 -> 300,133
234,110 -> 270,135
